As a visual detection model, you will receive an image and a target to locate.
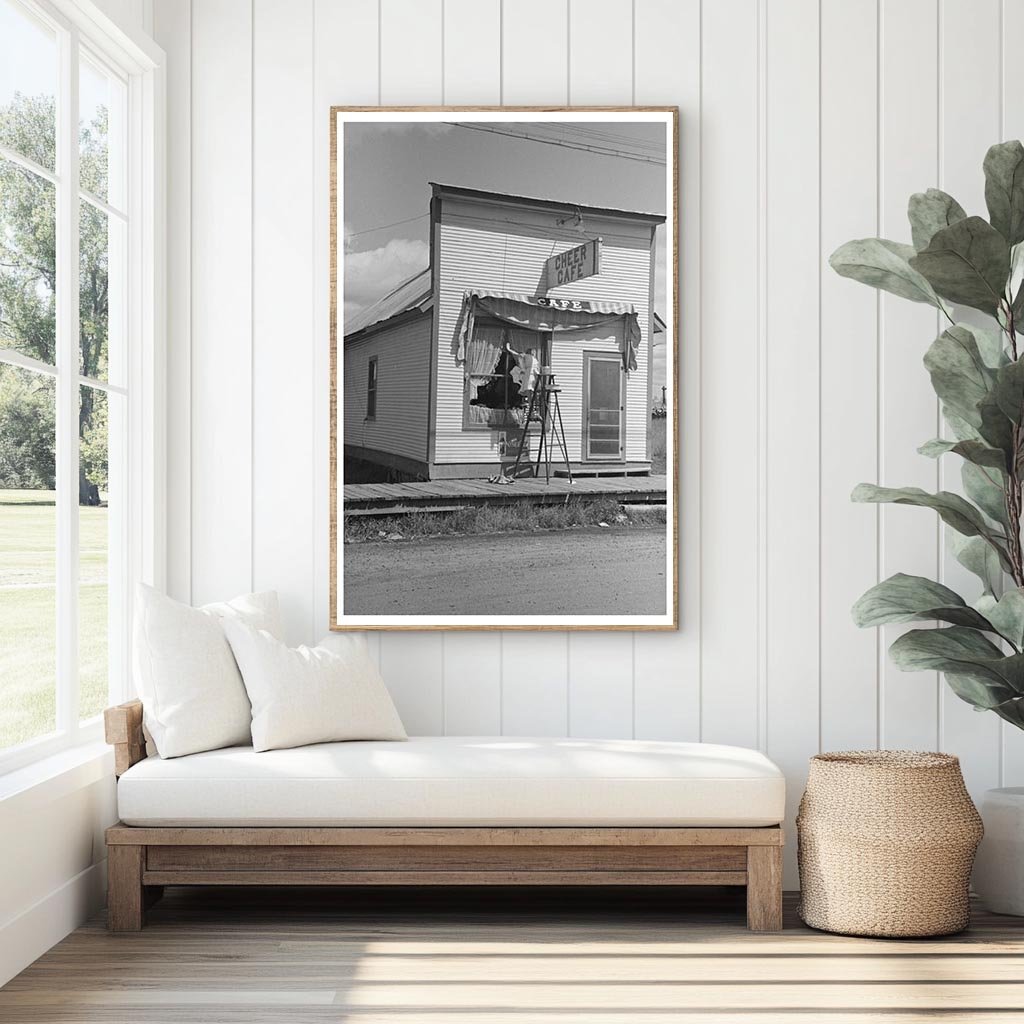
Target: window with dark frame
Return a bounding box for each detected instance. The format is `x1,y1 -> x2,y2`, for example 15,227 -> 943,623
366,356 -> 377,420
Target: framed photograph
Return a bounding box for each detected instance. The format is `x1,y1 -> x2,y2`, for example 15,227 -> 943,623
330,108 -> 678,630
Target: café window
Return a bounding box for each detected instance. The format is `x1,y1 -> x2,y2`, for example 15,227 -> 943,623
464,325 -> 540,429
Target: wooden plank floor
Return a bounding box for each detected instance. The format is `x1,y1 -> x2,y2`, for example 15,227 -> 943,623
343,474 -> 668,511
3,887 -> 1024,1022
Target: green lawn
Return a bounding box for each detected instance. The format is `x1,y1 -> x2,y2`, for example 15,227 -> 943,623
0,489 -> 109,751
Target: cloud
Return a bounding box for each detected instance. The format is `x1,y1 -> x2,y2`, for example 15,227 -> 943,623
342,238 -> 429,316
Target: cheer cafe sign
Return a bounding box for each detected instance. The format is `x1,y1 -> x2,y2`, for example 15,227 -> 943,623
545,237 -> 601,288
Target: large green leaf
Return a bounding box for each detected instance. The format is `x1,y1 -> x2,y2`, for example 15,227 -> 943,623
942,406 -> 983,441
909,216 -> 1010,314
951,532 -> 1004,596
978,391 -> 1016,458
993,357 -> 1024,423
984,140 -> 1024,246
851,483 -> 1009,557
977,589 -> 1024,649
985,687 -> 1024,728
918,437 -> 1007,470
908,188 -> 968,251
961,461 -> 1009,527
888,626 -> 1024,702
852,573 -> 994,630
923,325 -> 997,427
944,671 -> 1023,714
830,238 -> 943,307
967,322 -> 1011,368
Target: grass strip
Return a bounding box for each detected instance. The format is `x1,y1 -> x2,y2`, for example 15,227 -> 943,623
345,496 -> 666,544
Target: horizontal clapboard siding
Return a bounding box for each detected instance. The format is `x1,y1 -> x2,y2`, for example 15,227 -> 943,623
343,315 -> 432,464
434,201 -> 653,465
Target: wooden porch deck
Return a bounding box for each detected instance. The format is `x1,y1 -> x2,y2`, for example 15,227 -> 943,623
343,474 -> 668,512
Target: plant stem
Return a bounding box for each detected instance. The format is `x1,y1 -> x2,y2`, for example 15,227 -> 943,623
1005,306 -> 1024,587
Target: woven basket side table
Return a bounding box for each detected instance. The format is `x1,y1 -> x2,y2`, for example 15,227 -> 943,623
797,750 -> 983,938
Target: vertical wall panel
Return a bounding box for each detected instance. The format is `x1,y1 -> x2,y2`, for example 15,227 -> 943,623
189,0 -> 253,605
380,633 -> 445,734
502,0 -> 568,103
1001,0 -> 1024,786
877,0 -> 941,751
502,633 -> 569,735
568,634 -> 634,738
632,0 -> 700,742
253,0 -> 316,645
153,0 -> 190,604
764,0 -> 821,882
699,0 -> 761,749
443,0 -> 501,105
938,0 -> 1002,795
381,0 -> 443,104
569,0 -> 632,103
819,0 -> 879,753
444,635 -> 502,734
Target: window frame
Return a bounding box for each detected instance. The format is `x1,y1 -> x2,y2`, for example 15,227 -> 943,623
365,355 -> 377,421
0,0 -> 164,776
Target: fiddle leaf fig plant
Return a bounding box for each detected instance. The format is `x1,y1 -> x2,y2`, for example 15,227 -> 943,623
833,140 -> 1024,731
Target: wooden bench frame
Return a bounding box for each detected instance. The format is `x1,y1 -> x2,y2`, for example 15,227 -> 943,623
104,700 -> 784,932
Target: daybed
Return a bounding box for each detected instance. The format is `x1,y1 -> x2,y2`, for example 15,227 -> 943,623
104,699 -> 786,931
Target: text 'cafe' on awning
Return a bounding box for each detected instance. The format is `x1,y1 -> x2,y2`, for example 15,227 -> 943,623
342,182 -> 666,481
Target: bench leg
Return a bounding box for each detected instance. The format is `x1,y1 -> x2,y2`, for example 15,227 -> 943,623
107,845 -> 145,932
746,845 -> 783,932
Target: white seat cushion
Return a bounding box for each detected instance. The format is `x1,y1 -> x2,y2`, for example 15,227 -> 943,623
117,736 -> 785,827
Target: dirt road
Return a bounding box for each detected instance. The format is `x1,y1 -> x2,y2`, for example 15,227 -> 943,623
342,526 -> 667,616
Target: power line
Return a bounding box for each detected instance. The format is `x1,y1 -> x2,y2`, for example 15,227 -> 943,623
345,213 -> 429,239
446,122 -> 666,166
454,122 -> 667,165
548,122 -> 666,153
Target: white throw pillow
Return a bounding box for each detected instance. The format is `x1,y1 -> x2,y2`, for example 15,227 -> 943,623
223,622 -> 407,752
133,584 -> 283,758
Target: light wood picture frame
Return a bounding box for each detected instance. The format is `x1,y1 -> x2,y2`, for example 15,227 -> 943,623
330,107 -> 679,631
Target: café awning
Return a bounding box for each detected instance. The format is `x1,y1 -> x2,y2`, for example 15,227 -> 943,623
456,289 -> 642,371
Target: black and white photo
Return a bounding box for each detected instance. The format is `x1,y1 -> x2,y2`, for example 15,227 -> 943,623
331,109 -> 678,629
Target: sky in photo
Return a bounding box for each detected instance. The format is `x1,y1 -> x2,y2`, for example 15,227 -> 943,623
343,121 -> 670,403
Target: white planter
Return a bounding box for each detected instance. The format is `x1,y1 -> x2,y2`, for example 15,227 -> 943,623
973,787 -> 1024,916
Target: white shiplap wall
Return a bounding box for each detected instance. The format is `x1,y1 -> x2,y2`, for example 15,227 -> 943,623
154,0 -> 1024,884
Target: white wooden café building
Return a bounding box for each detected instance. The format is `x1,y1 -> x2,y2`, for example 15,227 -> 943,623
342,183 -> 666,481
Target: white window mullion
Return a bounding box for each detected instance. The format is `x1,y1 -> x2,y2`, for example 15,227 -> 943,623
55,25 -> 81,734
